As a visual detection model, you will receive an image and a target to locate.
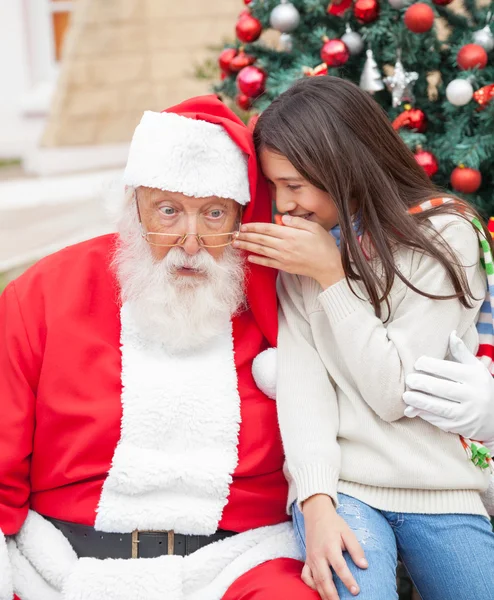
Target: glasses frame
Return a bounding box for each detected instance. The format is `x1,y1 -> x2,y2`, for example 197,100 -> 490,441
135,198 -> 242,248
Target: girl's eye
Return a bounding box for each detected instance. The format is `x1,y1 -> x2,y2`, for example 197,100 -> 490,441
159,206 -> 177,216
209,209 -> 224,219
287,185 -> 301,191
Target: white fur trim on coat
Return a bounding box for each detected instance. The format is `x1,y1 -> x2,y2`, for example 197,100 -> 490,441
95,304 -> 242,534
481,473 -> 494,516
123,111 -> 250,205
7,539 -> 61,600
9,512 -> 301,600
252,348 -> 277,400
15,511 -> 77,591
62,523 -> 301,600
0,530 -> 13,600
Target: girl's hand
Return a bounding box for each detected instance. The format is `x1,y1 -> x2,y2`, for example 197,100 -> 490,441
302,495 -> 368,600
233,215 -> 345,290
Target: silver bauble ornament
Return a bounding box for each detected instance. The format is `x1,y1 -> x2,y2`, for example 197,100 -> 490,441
360,49 -> 384,93
388,0 -> 410,8
383,56 -> 418,107
279,32 -> 293,52
472,25 -> 494,53
270,1 -> 300,33
341,25 -> 364,56
445,79 -> 474,106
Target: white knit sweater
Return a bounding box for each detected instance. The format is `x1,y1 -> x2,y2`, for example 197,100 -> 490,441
277,213 -> 491,517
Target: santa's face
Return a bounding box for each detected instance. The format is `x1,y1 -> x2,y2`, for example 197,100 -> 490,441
113,189 -> 246,352
136,187 -> 241,268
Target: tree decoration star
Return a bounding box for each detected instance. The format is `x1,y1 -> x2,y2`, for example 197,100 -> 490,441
384,57 -> 419,108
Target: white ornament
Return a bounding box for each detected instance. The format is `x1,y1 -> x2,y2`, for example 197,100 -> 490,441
445,78 -> 474,106
270,1 -> 300,33
341,25 -> 364,56
383,56 -> 418,107
360,49 -> 384,93
279,32 -> 293,52
388,0 -> 410,8
472,25 -> 494,53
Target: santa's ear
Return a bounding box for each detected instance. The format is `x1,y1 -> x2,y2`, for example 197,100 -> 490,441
252,348 -> 277,400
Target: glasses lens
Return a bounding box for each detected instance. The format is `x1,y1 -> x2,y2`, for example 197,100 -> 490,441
145,233 -> 183,247
199,233 -> 236,248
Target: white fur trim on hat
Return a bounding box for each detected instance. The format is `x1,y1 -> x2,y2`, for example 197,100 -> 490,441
123,111 -> 250,205
252,348 -> 277,400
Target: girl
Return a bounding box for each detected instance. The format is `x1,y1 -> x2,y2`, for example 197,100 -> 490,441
232,76 -> 494,600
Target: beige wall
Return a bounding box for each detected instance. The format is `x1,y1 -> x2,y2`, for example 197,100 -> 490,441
42,0 -> 239,147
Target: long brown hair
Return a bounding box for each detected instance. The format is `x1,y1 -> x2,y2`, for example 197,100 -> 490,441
254,76 -> 492,319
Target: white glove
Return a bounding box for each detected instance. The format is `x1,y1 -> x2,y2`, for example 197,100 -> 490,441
403,331 -> 494,451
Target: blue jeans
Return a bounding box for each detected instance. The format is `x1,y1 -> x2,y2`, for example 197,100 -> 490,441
292,493 -> 494,600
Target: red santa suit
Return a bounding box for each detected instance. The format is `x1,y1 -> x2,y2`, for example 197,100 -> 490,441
0,97 -> 318,600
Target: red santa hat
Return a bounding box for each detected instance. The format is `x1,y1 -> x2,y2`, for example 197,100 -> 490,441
123,103 -> 250,206
122,95 -> 278,348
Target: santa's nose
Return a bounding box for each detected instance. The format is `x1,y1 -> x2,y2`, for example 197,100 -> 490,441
182,234 -> 201,256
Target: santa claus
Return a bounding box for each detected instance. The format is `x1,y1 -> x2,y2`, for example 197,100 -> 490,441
0,96 -> 318,600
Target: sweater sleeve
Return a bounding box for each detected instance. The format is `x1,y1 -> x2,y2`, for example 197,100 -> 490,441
317,216 -> 486,423
0,282 -> 37,535
276,272 -> 341,507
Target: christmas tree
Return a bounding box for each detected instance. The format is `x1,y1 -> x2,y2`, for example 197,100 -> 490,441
214,0 -> 494,217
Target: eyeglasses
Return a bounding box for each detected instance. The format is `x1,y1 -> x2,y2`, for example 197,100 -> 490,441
140,229 -> 240,248
136,198 -> 241,248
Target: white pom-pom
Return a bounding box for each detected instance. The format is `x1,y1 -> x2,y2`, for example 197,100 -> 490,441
0,529 -> 13,600
252,348 -> 277,400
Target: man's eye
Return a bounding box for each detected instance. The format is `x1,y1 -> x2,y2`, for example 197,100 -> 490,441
209,210 -> 224,218
160,206 -> 176,216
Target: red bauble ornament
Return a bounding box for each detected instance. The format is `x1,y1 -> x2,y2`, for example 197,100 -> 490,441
488,217 -> 494,238
354,0 -> 380,23
244,0 -> 253,4
321,39 -> 350,67
236,14 -> 262,44
327,0 -> 353,17
392,108 -> 427,133
457,44 -> 488,70
237,65 -> 266,98
247,114 -> 260,132
230,49 -> 256,72
414,150 -> 438,178
218,48 -> 238,74
450,167 -> 482,194
236,93 -> 252,110
474,84 -> 494,108
404,3 -> 435,33
432,0 -> 453,4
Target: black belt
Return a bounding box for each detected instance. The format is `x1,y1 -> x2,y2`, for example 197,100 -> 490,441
46,517 -> 237,559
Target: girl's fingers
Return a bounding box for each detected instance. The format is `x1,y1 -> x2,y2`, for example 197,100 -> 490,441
282,215 -> 319,231
233,239 -> 281,259
328,550 -> 360,596
240,222 -> 288,239
343,530 -> 368,570
311,558 -> 340,600
235,231 -> 286,248
246,255 -> 281,270
301,563 -> 317,590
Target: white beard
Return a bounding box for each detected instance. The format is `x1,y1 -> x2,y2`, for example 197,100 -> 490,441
113,201 -> 246,353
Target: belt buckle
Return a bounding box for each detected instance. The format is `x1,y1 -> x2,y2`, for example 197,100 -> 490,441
131,529 -> 175,558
